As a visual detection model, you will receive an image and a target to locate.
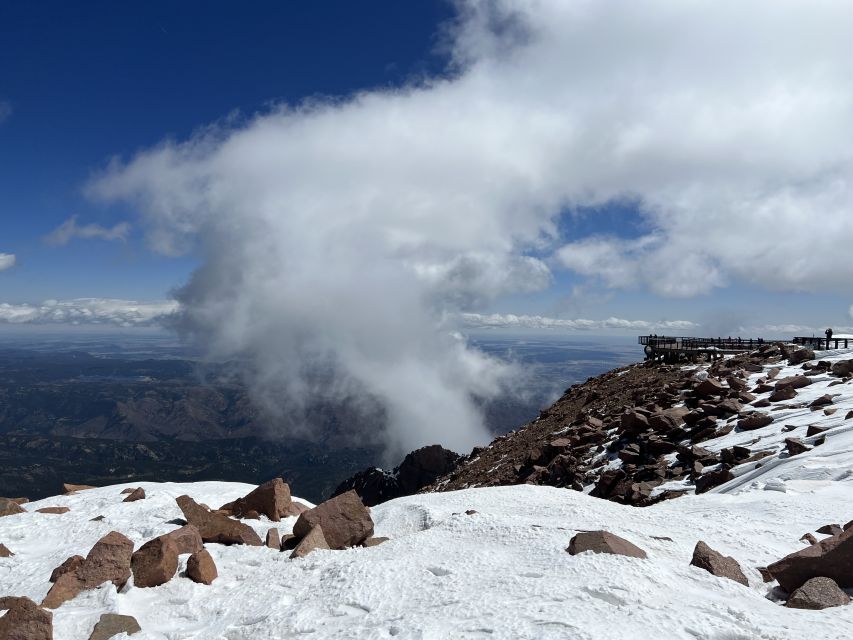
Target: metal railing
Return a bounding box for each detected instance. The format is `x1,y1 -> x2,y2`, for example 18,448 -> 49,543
793,336 -> 850,349
638,335 -> 766,351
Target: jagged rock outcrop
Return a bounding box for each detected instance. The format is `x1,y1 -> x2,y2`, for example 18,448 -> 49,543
0,498 -> 26,517
332,445 -> 461,506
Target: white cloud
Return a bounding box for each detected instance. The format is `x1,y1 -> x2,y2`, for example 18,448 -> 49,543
45,215 -> 131,246
0,254 -> 15,272
85,0 -> 853,456
461,312 -> 697,332
0,298 -> 178,327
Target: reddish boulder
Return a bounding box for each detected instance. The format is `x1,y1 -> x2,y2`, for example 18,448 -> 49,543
219,478 -> 291,522
786,576 -> 851,609
88,613 -> 141,640
42,531 -> 133,609
35,507 -> 69,515
186,549 -> 217,585
0,498 -> 26,518
0,543 -> 12,558
767,527 -> 853,592
290,525 -> 331,559
131,537 -> 179,588
175,495 -> 262,546
566,530 -> 647,559
292,491 -> 373,550
689,541 -> 748,586
122,488 -> 145,503
0,596 -> 52,640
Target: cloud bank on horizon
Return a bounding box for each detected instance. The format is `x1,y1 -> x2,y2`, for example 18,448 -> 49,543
82,0 -> 853,455
0,298 -> 178,327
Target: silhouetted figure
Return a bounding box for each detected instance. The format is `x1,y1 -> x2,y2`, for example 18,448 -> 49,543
826,327 -> 833,349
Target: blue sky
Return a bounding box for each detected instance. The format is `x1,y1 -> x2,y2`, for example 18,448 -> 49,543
1,1 -> 852,338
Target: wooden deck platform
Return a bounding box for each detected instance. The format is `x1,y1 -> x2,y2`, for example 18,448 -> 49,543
638,335 -> 766,363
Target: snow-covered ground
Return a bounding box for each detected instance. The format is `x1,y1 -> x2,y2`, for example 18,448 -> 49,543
2,348 -> 853,639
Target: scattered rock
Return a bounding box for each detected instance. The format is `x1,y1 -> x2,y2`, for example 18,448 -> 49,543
122,488 -> 145,503
689,541 -> 748,586
695,467 -> 734,493
737,414 -> 774,431
35,507 -> 69,515
265,528 -> 280,550
774,375 -> 813,391
785,438 -> 810,456
219,478 -> 291,522
0,596 -> 53,640
806,424 -> 830,437
186,549 -> 217,585
809,394 -> 834,408
767,527 -> 853,592
566,530 -> 647,559
769,386 -> 797,402
800,533 -> 818,545
119,488 -> 136,495
788,348 -> 814,365
89,515 -> 105,522
175,495 -> 262,546
816,523 -> 843,536
786,576 -> 851,610
87,613 -> 141,640
292,490 -> 374,550
695,378 -> 725,398
290,525 -> 331,559
830,359 -> 853,377
43,531 -> 133,609
0,544 -> 12,558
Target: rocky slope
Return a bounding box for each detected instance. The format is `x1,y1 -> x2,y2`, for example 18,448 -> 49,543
424,342 -> 853,505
